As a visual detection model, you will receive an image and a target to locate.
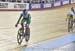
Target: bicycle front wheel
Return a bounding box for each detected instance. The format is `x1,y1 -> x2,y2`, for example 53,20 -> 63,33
17,28 -> 23,45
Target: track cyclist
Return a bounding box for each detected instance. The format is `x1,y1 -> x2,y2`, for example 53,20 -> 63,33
66,7 -> 75,32
15,9 -> 31,45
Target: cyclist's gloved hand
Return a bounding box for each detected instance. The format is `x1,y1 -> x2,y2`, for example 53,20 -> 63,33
15,24 -> 18,27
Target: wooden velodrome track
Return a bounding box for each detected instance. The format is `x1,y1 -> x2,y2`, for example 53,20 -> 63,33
0,4 -> 75,51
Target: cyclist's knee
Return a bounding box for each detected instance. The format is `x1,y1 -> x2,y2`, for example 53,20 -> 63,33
25,24 -> 30,28
25,28 -> 30,34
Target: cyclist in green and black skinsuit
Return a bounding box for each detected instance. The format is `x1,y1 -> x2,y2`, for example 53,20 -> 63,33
15,9 -> 31,45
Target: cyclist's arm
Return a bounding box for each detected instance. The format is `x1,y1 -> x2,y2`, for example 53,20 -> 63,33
16,14 -> 23,24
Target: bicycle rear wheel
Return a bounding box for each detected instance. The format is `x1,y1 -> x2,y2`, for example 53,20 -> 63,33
25,28 -> 30,42
68,18 -> 73,32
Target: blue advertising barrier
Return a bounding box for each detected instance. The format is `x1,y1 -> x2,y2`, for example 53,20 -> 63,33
29,3 -> 31,10
29,3 -> 41,10
61,1 -> 63,6
29,0 -> 72,10
41,3 -> 44,9
69,0 -> 71,4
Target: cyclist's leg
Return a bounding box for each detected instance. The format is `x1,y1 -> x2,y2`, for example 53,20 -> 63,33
25,24 -> 30,42
21,19 -> 25,31
70,15 -> 73,32
68,19 -> 70,32
25,21 -> 30,43
25,17 -> 31,44
25,16 -> 31,34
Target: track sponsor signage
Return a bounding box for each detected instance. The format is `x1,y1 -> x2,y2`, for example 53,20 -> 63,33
43,3 -> 51,8
0,2 -> 8,8
30,4 -> 41,9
